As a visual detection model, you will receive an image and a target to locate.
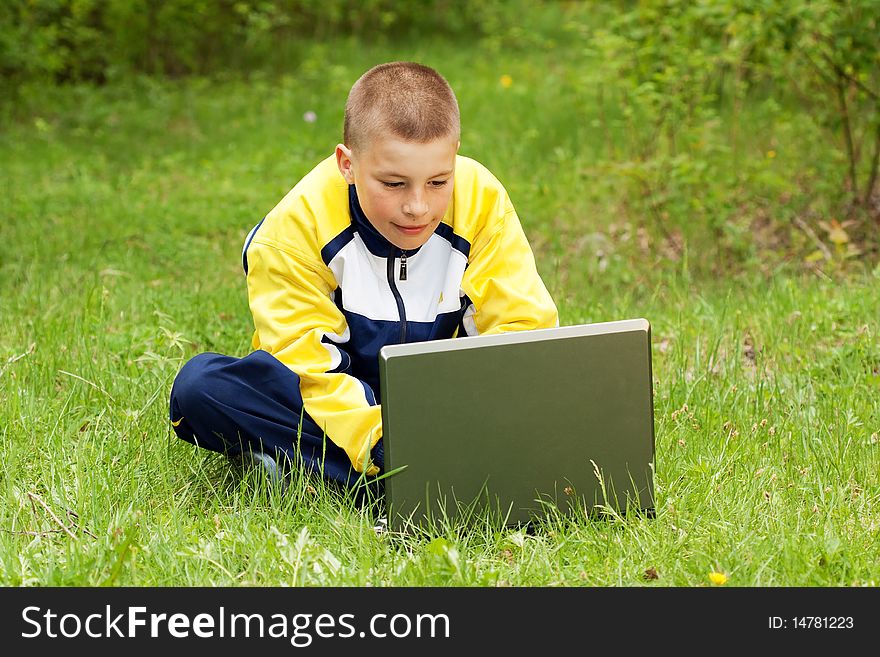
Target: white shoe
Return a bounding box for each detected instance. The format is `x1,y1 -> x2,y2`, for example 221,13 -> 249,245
233,451 -> 287,492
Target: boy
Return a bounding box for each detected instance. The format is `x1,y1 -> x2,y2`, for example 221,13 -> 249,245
169,62 -> 558,490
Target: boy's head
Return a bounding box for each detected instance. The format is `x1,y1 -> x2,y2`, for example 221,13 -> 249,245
336,62 -> 461,250
342,61 -> 460,152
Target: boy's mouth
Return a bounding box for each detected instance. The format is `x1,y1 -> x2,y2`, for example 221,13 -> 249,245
393,223 -> 430,236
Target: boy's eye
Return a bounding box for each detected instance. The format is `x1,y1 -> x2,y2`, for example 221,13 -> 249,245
382,181 -> 403,188
430,180 -> 448,187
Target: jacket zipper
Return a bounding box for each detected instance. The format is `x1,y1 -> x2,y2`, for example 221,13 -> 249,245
387,252 -> 407,343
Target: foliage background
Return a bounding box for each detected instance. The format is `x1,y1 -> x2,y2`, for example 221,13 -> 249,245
3,0 -> 878,273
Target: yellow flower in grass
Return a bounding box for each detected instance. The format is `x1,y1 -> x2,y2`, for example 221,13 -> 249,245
709,571 -> 728,586
500,74 -> 513,88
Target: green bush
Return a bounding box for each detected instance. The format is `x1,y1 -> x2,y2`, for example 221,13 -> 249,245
585,0 -> 879,269
0,0 -> 547,86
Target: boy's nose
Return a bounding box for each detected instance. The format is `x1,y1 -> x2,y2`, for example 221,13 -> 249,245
403,193 -> 429,218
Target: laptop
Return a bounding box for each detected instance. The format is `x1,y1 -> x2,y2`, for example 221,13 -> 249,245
377,318 -> 656,531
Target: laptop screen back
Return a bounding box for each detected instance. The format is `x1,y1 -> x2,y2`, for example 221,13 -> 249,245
378,319 -> 655,530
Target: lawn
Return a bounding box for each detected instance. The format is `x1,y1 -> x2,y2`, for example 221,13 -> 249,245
1,35 -> 878,587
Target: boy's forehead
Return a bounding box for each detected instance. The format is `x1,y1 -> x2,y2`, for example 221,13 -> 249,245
356,135 -> 458,175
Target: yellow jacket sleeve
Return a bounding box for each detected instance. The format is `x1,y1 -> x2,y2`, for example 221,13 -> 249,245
461,198 -> 559,335
245,239 -> 382,475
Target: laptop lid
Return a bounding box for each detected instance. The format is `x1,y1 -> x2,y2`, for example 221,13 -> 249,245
378,318 -> 655,531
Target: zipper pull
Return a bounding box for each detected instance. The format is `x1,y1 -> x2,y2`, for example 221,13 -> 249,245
399,253 -> 407,281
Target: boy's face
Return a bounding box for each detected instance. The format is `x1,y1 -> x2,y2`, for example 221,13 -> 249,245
336,135 -> 459,250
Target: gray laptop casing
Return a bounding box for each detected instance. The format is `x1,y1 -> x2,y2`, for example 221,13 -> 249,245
378,318 -> 655,530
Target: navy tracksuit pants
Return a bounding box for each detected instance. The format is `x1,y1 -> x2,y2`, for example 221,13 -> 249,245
168,350 -> 383,487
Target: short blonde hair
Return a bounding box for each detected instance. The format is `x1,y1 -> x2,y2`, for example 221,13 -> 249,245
344,62 -> 460,152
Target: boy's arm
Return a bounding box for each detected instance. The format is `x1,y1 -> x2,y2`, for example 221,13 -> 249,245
245,239 -> 382,475
460,199 -> 558,335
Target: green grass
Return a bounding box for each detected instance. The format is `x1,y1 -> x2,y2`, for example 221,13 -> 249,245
1,36 -> 879,587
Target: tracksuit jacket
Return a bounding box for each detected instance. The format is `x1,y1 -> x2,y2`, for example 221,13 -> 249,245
241,153 -> 558,476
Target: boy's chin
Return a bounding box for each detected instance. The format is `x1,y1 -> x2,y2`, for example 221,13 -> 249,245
390,237 -> 429,251
386,229 -> 433,251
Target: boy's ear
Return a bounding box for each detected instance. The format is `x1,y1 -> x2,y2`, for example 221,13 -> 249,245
336,144 -> 355,184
